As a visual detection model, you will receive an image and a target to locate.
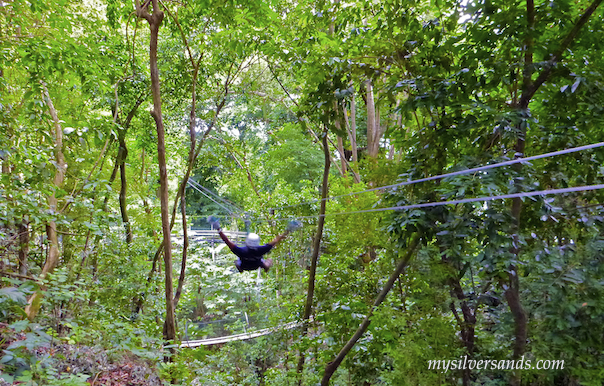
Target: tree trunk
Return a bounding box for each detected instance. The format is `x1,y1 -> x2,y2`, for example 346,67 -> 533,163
132,5 -> 239,318
321,235 -> 420,385
25,83 -> 67,321
137,0 -> 176,343
119,138 -> 133,243
18,219 -> 29,276
336,136 -> 346,177
506,0 -> 535,369
343,94 -> 360,183
103,153 -> 121,212
103,97 -> 144,214
133,42 -> 230,317
504,2 -> 602,382
174,58 -> 199,309
349,94 -> 358,165
447,274 -> 476,386
388,144 -> 395,160
297,129 -> 331,382
333,100 -> 346,177
365,79 -> 378,158
173,195 -> 188,307
388,111 -> 401,160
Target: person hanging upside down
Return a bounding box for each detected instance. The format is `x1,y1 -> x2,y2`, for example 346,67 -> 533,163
208,216 -> 301,273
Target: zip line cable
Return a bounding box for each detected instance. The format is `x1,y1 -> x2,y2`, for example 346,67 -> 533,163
184,142 -> 604,224
188,179 -> 240,212
188,178 -> 242,211
187,181 -> 232,213
269,141 -> 604,211
186,180 -> 242,217
187,178 -> 244,214
256,183 -> 604,222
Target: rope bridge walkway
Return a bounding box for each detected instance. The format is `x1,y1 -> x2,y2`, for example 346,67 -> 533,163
172,230 -> 252,247
180,229 -> 248,244
179,321 -> 302,347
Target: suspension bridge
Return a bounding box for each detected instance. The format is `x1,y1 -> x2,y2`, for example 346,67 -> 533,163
179,320 -> 302,347
176,142 -> 604,348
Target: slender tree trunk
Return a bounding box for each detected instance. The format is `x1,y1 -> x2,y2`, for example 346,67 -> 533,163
119,138 -> 133,243
133,37 -> 231,317
349,94 -> 358,165
137,0 -> 176,343
18,219 -> 29,276
365,80 -> 378,158
336,136 -> 346,177
173,74 -> 198,307
102,134 -> 131,241
366,80 -> 389,159
297,129 -> 331,382
103,98 -> 143,213
173,195 -> 188,307
505,0 -> 533,370
333,100 -> 346,177
140,148 -> 146,180
388,112 -> 401,160
151,23 -> 177,343
448,275 -> 476,386
25,83 -> 67,320
103,154 -> 120,212
388,144 -> 395,160
0,69 -> 8,179
374,90 -> 381,155
504,3 -> 602,381
343,94 -> 360,183
321,235 -> 420,385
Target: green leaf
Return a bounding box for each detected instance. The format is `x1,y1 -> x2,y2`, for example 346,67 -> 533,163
0,287 -> 27,304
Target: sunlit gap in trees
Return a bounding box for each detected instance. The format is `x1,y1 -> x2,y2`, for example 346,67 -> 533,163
459,0 -> 475,24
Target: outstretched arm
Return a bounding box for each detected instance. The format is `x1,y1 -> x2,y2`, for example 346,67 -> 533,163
218,229 -> 237,250
268,231 -> 288,247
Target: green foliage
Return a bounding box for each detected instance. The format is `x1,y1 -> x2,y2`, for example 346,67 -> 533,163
263,122 -> 325,189
0,321 -> 52,382
2,0 -> 604,385
0,280 -> 34,322
15,369 -> 89,386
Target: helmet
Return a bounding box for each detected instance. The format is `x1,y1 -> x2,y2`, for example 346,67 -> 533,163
245,233 -> 261,248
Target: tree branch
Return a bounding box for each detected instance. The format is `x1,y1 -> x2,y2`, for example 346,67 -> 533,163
297,129 -> 331,380
520,0 -> 603,106
321,235 -> 420,385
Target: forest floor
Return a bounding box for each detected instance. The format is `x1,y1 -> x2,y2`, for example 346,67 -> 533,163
0,323 -> 164,385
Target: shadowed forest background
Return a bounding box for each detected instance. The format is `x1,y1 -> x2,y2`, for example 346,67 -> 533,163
1,0 -> 604,384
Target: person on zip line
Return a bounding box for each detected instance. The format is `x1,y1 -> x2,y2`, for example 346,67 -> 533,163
208,216 -> 300,273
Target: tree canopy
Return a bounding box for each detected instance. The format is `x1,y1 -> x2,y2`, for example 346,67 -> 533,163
1,0 -> 604,385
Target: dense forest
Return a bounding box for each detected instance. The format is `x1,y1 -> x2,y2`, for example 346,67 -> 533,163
1,0 -> 604,384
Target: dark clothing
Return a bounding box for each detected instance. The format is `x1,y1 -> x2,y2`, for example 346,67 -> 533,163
229,244 -> 273,271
